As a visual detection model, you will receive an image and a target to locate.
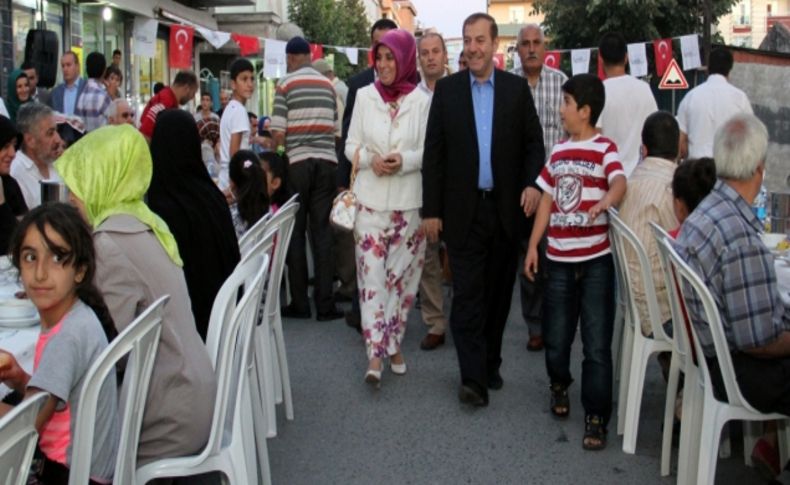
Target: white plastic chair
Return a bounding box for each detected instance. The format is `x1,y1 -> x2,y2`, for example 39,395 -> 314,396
609,213 -> 631,411
608,209 -> 673,453
651,224 -> 699,481
137,247 -> 270,485
238,212 -> 273,258
69,296 -> 168,485
0,392 -> 48,485
660,236 -> 790,485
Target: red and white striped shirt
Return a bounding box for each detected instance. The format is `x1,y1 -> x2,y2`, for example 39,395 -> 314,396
536,135 -> 625,262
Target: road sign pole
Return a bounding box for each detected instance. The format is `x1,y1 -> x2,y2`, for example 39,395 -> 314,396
672,90 -> 676,116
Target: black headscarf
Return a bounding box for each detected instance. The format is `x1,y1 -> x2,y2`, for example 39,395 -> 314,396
147,109 -> 240,340
0,115 -> 27,254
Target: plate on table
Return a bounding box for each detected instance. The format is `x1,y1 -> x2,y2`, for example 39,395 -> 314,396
0,315 -> 39,328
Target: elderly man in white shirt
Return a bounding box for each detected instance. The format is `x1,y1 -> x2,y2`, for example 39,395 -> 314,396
9,103 -> 64,208
677,47 -> 753,159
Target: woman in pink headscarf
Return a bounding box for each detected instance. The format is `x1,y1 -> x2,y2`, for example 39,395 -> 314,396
346,29 -> 430,388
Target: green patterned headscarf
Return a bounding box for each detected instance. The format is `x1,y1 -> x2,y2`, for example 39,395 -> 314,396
55,124 -> 183,266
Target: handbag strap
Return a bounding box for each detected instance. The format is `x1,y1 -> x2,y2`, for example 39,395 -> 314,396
349,147 -> 360,189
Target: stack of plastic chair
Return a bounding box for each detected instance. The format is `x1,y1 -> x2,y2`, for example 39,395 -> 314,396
0,392 -> 48,485
660,236 -> 790,485
608,209 -> 674,453
239,212 -> 273,257
137,243 -> 271,485
69,296 -> 167,485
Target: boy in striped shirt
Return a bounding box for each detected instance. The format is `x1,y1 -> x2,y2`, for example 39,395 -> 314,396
525,73 -> 626,450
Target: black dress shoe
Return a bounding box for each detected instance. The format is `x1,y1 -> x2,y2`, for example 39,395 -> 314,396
345,309 -> 362,333
458,383 -> 488,407
487,371 -> 503,390
317,308 -> 344,321
281,305 -> 311,319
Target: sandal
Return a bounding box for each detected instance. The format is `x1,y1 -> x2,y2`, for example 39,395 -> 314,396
583,415 -> 607,450
549,383 -> 570,418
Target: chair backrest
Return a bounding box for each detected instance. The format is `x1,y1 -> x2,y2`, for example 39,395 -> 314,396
238,212 -> 273,258
261,201 -> 299,319
659,236 -> 757,411
206,230 -> 275,365
0,392 -> 48,485
203,248 -> 269,457
608,208 -> 670,340
650,223 -> 694,363
69,296 -> 168,485
608,210 -> 630,315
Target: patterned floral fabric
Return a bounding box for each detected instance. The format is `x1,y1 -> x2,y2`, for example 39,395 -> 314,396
355,205 -> 425,359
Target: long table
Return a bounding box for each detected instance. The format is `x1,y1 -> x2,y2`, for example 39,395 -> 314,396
0,325 -> 37,398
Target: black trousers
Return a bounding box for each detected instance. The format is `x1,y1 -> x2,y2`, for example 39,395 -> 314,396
708,352 -> 790,415
286,158 -> 337,314
446,193 -> 518,394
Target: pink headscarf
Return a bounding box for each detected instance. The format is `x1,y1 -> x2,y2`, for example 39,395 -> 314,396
373,29 -> 418,103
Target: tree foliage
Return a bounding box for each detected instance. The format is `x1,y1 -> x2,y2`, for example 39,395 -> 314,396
533,0 -> 738,48
288,0 -> 371,79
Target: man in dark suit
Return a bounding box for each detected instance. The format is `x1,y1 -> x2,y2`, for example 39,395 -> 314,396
48,51 -> 85,116
337,17 -> 398,331
422,12 -> 545,406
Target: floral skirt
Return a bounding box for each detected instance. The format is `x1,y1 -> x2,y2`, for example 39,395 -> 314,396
354,205 -> 426,360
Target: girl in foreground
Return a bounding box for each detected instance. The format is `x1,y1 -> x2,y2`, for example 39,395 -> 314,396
0,203 -> 118,484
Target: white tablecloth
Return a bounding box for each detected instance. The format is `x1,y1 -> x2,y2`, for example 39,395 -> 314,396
0,325 -> 38,398
0,274 -> 38,398
775,259 -> 790,307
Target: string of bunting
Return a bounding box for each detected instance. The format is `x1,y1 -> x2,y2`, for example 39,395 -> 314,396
133,15 -> 704,80
516,34 -> 703,79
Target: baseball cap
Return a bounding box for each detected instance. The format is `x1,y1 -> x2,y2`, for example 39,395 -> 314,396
286,37 -> 311,55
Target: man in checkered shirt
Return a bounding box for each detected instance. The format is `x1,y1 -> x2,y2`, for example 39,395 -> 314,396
676,114 -> 790,415
74,52 -> 112,133
510,23 -> 567,353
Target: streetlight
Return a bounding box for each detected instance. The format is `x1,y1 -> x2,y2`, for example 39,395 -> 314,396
103,6 -> 112,22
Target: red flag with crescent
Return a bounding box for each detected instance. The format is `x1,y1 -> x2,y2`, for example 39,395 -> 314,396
231,33 -> 260,56
169,25 -> 194,69
310,43 -> 324,61
544,50 -> 561,69
493,53 -> 505,70
653,38 -> 673,76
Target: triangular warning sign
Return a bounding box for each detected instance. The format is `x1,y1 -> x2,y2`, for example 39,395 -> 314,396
658,58 -> 688,90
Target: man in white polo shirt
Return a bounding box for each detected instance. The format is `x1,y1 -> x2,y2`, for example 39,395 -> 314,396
677,47 -> 752,159
596,32 -> 657,177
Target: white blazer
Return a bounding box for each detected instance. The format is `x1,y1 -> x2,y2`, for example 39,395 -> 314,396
345,84 -> 430,211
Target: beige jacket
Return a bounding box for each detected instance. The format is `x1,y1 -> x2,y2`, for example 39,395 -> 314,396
94,214 -> 217,464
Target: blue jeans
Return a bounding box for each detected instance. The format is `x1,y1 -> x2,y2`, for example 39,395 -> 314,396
543,253 -> 615,424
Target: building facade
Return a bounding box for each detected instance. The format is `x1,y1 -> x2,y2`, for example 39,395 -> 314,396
717,0 -> 790,48
486,0 -> 543,66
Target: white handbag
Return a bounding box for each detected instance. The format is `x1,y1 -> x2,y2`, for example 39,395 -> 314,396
330,148 -> 360,231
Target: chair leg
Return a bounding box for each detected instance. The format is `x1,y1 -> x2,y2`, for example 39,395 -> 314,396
743,421 -> 761,467
779,420 -> 790,467
622,337 -> 650,454
677,374 -> 700,485
719,425 -> 731,459
612,300 -> 625,391
272,311 -> 294,421
661,353 -> 681,476
617,322 -> 635,436
696,408 -> 723,485
254,328 -> 278,438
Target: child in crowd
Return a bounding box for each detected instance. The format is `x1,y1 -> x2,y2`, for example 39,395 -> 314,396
669,157 -> 717,238
525,73 -> 626,451
229,149 -> 269,238
260,150 -> 291,213
0,203 -> 118,484
219,58 -> 255,191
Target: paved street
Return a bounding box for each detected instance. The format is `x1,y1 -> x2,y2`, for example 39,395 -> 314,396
268,285 -> 765,484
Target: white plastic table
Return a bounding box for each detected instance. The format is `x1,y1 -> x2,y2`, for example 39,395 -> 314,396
0,325 -> 38,398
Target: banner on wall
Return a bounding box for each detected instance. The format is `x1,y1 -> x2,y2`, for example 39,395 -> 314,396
571,48 -> 590,76
169,25 -> 194,69
196,26 -> 230,50
627,42 -> 648,78
132,17 -> 158,58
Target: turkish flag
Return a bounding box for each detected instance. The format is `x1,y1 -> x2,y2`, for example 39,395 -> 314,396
544,50 -> 561,69
310,43 -> 324,61
653,38 -> 673,76
597,55 -> 606,80
169,25 -> 194,69
494,53 -> 505,70
231,33 -> 260,56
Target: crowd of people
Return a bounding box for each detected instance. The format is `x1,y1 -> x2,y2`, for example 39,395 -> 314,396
0,7 -> 785,483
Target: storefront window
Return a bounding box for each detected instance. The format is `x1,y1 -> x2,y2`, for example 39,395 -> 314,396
12,7 -> 34,66
136,39 -> 168,102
